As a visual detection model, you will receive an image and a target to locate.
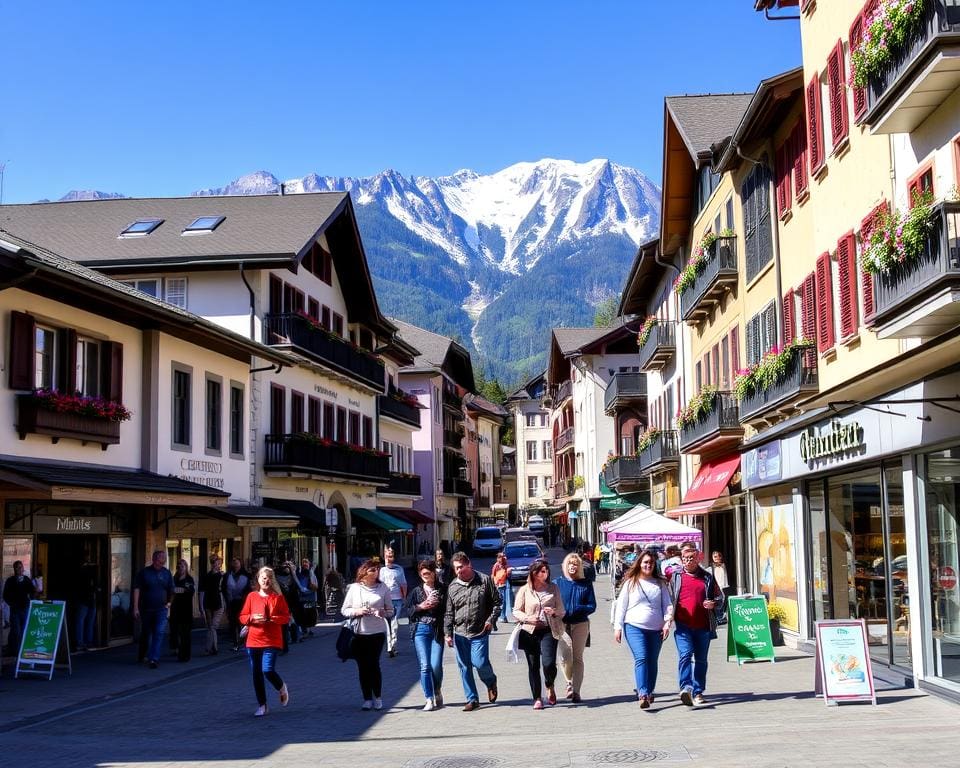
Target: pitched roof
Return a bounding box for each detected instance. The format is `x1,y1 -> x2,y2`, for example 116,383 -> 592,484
553,327 -> 612,355
464,393 -> 507,419
0,193 -> 347,267
664,94 -> 754,163
507,370 -> 546,401
391,318 -> 475,392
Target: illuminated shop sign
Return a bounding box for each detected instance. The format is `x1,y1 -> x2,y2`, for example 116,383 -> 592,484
799,419 -> 864,465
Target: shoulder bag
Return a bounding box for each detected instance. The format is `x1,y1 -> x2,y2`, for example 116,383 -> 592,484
336,617 -> 360,662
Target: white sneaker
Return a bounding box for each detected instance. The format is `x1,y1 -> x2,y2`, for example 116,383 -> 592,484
253,705 -> 268,717
423,698 -> 436,711
373,697 -> 383,710
361,700 -> 373,711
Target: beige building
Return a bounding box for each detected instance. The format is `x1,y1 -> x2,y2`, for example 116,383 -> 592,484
506,373 -> 555,522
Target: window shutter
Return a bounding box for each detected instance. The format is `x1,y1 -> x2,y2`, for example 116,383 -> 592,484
807,74 -> 825,174
815,253 -> 835,352
9,310 -> 36,390
801,273 -> 818,369
859,201 -> 887,320
757,165 -> 772,277
776,143 -> 791,218
801,0 -> 813,11
836,232 -> 859,338
745,319 -> 756,367
793,122 -> 808,196
741,172 -> 758,282
730,328 -> 740,376
850,14 -> 867,121
783,289 -> 796,344
100,341 -> 124,402
763,303 -> 778,355
57,328 -> 77,393
827,41 -> 849,147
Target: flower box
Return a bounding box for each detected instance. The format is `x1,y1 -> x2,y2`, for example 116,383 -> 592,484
16,394 -> 121,449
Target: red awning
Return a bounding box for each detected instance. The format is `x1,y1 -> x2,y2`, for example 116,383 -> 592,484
665,455 -> 740,519
380,507 -> 433,526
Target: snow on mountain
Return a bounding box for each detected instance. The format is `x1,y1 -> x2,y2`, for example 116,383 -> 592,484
57,190 -> 128,202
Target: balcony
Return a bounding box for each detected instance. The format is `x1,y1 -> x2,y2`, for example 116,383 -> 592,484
443,388 -> 464,415
556,426 -> 575,452
555,379 -> 573,405
638,321 -> 676,372
555,477 -> 578,499
739,351 -> 819,425
603,456 -> 647,491
264,313 -> 384,391
378,390 -> 421,429
637,430 -> 680,476
500,458 -> 516,476
869,202 -> 960,338
678,392 -> 743,454
443,428 -> 464,450
263,435 -> 389,483
383,472 -> 422,496
16,395 -> 120,450
604,372 -> 648,416
442,477 -> 473,497
679,236 -> 738,325
863,1 -> 960,133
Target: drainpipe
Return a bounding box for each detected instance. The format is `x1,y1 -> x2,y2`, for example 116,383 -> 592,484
737,144 -> 784,345
239,262 -> 256,341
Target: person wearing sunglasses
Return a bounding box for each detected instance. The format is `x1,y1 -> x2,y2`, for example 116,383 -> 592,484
512,559 -> 566,709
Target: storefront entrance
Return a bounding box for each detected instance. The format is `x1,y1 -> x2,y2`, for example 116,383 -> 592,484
807,464 -> 909,670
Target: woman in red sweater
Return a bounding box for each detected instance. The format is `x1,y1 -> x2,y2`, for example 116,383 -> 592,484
239,566 -> 291,716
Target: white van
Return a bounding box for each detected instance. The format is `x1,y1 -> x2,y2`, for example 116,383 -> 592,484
526,515 -> 546,536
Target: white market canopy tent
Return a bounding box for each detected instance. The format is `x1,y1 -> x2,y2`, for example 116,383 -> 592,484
603,505 -> 702,546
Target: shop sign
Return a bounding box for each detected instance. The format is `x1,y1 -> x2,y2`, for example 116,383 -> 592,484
726,596 -> 776,665
34,516 -> 109,535
939,566 -> 957,591
314,385 -> 338,400
814,619 -> 876,706
799,419 -> 865,465
744,442 -> 781,487
15,600 -> 71,680
177,457 -> 225,490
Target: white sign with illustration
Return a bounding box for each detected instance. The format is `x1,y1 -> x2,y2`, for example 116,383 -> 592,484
814,619 -> 876,705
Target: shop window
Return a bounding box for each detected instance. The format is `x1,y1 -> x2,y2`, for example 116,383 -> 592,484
205,375 -> 222,453
925,447 -> 960,683
172,364 -> 192,449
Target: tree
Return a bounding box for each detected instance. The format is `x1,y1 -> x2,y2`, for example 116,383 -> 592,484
593,296 -> 620,327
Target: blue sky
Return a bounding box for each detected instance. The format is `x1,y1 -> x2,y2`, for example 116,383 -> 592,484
3,2 -> 801,203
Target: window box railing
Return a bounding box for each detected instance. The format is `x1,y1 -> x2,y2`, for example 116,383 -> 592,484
678,392 -> 743,453
603,456 -> 645,489
16,394 -> 121,450
739,351 -> 819,423
555,477 -> 578,499
869,202 -> 960,330
679,237 -> 738,324
637,430 -> 680,474
556,426 -> 575,452
263,434 -> 389,482
384,473 -> 421,496
604,372 -> 648,415
264,313 -> 384,391
443,428 -> 463,450
555,379 -> 573,405
863,1 -> 960,131
442,477 -> 473,497
378,391 -> 421,429
638,321 -> 676,372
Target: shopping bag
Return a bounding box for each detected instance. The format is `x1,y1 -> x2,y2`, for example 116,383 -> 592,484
336,618 -> 359,662
504,623 -> 522,664
557,631 -> 573,665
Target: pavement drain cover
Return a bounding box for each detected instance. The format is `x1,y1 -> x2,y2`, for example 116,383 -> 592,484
414,759 -> 503,768
591,750 -> 669,764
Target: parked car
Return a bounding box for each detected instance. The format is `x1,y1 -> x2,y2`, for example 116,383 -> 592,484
471,526 -> 504,555
503,540 -> 544,585
504,527 -> 536,543
526,514 -> 546,536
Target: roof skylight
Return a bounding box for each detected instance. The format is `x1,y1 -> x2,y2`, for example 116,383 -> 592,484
119,218 -> 164,238
182,215 -> 225,235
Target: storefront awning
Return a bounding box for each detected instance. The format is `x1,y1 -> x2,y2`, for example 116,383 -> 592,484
352,507 -> 412,532
209,504 -> 300,528
262,497 -> 328,528
598,472 -> 647,511
665,455 -> 740,519
379,507 -> 432,526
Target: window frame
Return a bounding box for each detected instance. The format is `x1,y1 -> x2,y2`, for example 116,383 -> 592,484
171,362 -> 193,451
229,381 -> 245,459
205,373 -> 223,456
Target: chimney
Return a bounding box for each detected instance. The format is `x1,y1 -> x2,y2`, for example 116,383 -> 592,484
279,182 -> 285,196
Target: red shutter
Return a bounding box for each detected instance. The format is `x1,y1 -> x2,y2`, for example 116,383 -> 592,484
58,328 -> 77,393
100,341 -> 124,402
793,122 -> 809,196
827,41 -> 849,147
730,327 -> 740,375
859,201 -> 888,320
807,74 -> 825,174
836,232 -> 859,339
815,253 -> 835,352
850,13 -> 867,121
801,0 -> 813,11
776,142 -> 792,218
783,289 -> 796,344
801,274 -> 817,342
9,310 -> 36,390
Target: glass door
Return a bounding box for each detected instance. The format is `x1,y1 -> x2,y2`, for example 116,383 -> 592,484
925,448 -> 960,683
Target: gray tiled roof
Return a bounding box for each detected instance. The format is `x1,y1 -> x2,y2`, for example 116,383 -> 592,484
554,327 -> 611,355
0,193 -> 348,266
463,393 -> 507,418
665,94 -> 754,161
390,318 -> 459,370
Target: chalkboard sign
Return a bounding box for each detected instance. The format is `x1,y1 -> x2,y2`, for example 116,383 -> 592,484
15,600 -> 72,680
726,595 -> 776,665
814,619 -> 876,706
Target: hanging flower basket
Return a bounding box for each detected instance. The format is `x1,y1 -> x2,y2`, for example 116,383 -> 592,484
851,0 -> 927,89
635,426 -> 661,454
733,339 -> 814,401
636,316 -> 657,348
674,229 -> 735,296
675,386 -> 717,430
861,192 -> 935,275
25,389 -> 132,421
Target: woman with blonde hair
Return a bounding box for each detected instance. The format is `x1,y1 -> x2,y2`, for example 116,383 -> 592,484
554,552 -> 596,702
512,559 -> 566,709
340,558 -> 394,710
238,566 -> 291,717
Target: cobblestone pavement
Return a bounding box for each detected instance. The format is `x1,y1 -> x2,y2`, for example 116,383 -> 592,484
2,550 -> 957,767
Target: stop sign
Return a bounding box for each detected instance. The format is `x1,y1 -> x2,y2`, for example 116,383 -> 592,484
939,566 -> 957,591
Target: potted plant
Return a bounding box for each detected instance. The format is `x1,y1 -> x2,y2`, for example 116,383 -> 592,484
861,191 -> 935,275
675,385 -> 718,431
851,0 -> 926,89
635,426 -> 661,454
636,315 -> 657,348
766,600 -> 788,646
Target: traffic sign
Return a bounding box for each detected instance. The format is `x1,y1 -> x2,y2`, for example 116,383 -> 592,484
939,566 -> 957,591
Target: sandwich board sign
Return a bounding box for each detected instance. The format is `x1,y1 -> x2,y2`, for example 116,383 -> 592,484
726,595 -> 776,664
814,619 -> 876,706
15,600 -> 72,680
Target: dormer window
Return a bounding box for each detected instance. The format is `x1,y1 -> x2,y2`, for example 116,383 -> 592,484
119,218 -> 163,238
182,215 -> 225,235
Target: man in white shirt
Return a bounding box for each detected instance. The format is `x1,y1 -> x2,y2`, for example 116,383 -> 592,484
379,546 -> 407,657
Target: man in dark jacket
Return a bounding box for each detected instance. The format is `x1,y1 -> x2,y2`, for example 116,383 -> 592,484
443,552 -> 501,711
3,561 -> 35,655
670,542 -> 724,707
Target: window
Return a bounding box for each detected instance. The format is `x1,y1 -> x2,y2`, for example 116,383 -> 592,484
907,163 -> 935,206
526,440 -> 538,462
308,298 -> 320,320
528,476 -> 539,497
742,161 -> 773,282
859,201 -> 888,319
711,343 -> 720,389
35,325 -> 57,390
332,313 -> 344,337
746,302 -> 777,366
783,288 -> 796,343
801,273 -> 818,347
290,391 -> 304,433
850,13 -> 868,122
348,411 -> 361,445
704,350 -> 712,386
540,413 -> 548,427
792,122 -> 809,197
363,415 -> 373,449
205,376 -> 222,453
806,73 -> 825,174
119,218 -> 163,237
721,336 -> 730,389
270,384 -> 285,435
308,396 -> 322,434
543,440 -> 553,460
182,215 -> 225,234
172,365 -> 192,448
545,476 -> 553,490
725,196 -> 734,231
776,139 -> 793,219
122,278 -> 160,298
336,407 -> 347,443
323,402 -> 335,440
229,384 -> 244,457
433,386 -> 441,424
695,165 -> 720,215
164,278 -> 187,309
526,413 -> 537,427
695,361 -> 703,393
321,305 -> 331,330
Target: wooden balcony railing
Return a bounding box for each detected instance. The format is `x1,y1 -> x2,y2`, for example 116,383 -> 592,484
638,321 -> 676,372
263,434 -> 389,482
739,351 -> 819,424
679,237 -> 738,324
384,473 -> 422,496
637,430 -> 680,475
604,372 -> 647,415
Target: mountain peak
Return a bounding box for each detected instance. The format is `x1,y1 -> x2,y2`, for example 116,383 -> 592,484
192,170 -> 280,197
58,190 -> 128,202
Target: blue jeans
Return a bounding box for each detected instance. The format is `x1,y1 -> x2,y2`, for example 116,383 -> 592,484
76,603 -> 96,648
497,586 -> 512,622
624,624 -> 663,697
247,646 -> 284,706
674,623 -> 712,695
413,622 -> 444,698
453,633 -> 497,703
142,609 -> 168,663
386,598 -> 403,652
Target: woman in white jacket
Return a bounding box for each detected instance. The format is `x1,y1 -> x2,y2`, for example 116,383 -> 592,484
341,559 -> 395,711
613,548 -> 673,709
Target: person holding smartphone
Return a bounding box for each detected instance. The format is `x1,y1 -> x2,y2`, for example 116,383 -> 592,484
341,559 -> 395,711
405,560 -> 447,711
238,567 -> 291,717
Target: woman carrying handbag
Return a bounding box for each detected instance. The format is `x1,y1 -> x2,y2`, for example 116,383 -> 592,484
340,559 -> 394,711
512,559 -> 565,709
